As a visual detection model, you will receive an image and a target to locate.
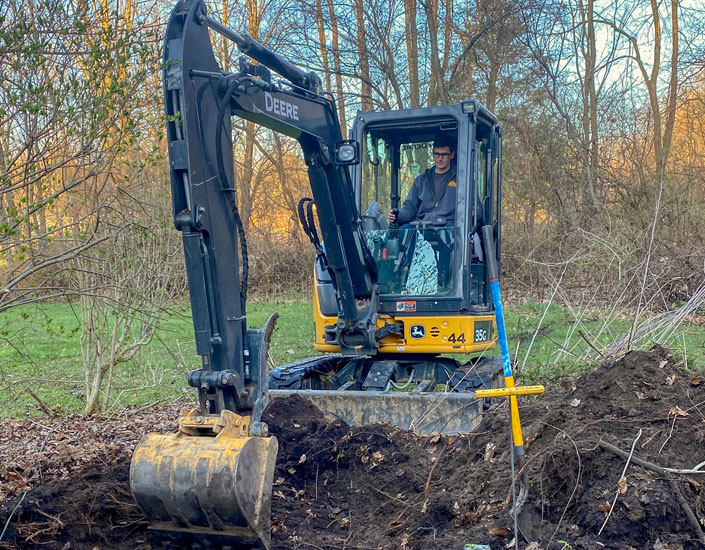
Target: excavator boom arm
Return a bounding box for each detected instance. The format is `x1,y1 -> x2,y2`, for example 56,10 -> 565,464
166,0 -> 378,373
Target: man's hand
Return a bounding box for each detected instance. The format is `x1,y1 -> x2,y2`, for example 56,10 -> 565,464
387,210 -> 397,222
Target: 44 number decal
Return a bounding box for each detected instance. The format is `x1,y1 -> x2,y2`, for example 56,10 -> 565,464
446,322 -> 492,344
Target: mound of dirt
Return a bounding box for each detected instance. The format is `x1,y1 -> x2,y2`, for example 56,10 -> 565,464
1,346 -> 703,550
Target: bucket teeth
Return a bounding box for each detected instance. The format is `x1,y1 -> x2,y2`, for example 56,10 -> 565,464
130,411 -> 278,549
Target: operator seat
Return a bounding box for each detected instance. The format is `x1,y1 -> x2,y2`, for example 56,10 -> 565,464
361,201 -> 388,231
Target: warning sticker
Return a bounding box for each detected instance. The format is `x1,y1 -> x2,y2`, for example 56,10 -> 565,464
395,301 -> 417,312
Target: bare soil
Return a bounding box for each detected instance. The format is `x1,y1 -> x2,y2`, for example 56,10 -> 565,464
1,346 -> 704,550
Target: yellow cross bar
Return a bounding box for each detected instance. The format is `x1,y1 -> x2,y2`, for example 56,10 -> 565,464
475,385 -> 545,398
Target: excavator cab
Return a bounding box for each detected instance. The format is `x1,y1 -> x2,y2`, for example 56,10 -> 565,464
355,108 -> 499,302
304,105 -> 502,358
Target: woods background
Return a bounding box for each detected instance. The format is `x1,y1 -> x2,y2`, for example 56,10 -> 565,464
2,0 -> 705,410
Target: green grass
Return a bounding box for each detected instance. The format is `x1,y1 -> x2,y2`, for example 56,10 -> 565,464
1,298 -> 703,419
508,300 -> 705,381
0,300 -> 317,419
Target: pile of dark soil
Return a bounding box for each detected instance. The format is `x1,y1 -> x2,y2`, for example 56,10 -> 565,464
1,346 -> 703,550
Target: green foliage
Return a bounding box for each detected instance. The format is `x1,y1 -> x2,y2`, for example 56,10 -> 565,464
334,449 -> 347,466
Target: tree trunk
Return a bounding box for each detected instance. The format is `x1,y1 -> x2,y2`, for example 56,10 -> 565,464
441,0 -> 452,77
326,0 -> 347,130
403,0 -> 420,108
425,0 -> 443,105
426,0 -> 449,105
314,0 -> 332,92
463,1 -> 474,97
221,0 -> 231,72
353,0 -> 373,111
486,62 -> 500,111
241,0 -> 263,230
660,0 -> 679,177
580,0 -> 600,221
648,0 -> 664,174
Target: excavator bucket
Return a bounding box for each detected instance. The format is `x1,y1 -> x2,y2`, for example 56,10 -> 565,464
130,409 -> 278,549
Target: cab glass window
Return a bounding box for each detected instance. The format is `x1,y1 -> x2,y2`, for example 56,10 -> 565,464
360,123 -> 458,297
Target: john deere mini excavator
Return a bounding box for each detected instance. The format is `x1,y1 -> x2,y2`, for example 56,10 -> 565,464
130,1 -> 504,548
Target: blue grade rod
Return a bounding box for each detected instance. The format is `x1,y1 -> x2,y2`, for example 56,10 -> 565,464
481,225 -> 529,513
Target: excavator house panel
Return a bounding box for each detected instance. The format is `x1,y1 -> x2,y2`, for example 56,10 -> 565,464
313,286 -> 496,354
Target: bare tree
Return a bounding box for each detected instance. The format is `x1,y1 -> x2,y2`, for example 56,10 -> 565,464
578,0 -> 600,219
314,0 -> 333,94
469,0 -> 528,110
403,0 -> 421,108
0,0 -> 158,312
518,0 -> 624,226
72,191 -> 184,415
326,0 -> 348,130
597,0 -> 680,179
423,0 -> 448,105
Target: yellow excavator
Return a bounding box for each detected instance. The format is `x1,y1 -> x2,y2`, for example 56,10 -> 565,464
130,1 -> 509,548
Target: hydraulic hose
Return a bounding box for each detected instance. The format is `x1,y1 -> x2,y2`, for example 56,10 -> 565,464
215,78 -> 249,313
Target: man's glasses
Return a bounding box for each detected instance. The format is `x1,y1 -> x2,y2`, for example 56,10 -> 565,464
433,152 -> 451,158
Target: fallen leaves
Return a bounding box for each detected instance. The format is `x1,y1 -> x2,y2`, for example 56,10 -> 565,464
428,434 -> 441,454
484,442 -> 496,462
669,405 -> 689,418
569,398 -> 581,407
617,476 -> 628,495
358,445 -> 384,469
0,404 -> 183,499
458,511 -> 480,524
359,445 -> 370,464
370,451 -> 385,468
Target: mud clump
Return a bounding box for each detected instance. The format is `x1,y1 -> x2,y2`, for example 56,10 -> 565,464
1,347 -> 704,549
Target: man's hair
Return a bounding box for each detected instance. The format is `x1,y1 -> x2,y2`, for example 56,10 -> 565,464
433,134 -> 456,152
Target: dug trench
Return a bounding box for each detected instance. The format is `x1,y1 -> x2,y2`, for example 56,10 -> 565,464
1,346 -> 704,549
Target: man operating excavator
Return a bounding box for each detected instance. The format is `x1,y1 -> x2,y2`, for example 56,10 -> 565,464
387,134 -> 458,291
387,134 -> 458,228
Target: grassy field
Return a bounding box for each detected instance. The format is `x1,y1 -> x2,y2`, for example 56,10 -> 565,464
1,298 -> 704,419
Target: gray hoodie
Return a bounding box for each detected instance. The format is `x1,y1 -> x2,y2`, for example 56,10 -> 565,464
397,165 -> 457,226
